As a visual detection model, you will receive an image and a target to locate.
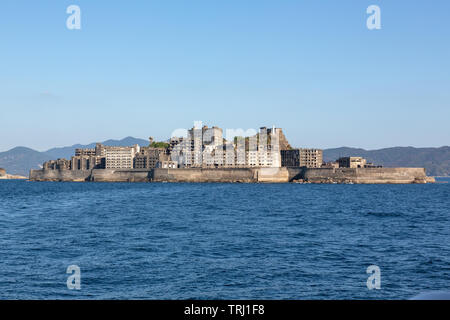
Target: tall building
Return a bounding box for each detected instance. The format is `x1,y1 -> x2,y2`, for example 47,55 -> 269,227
104,145 -> 140,169
44,143 -> 141,171
171,125 -> 224,168
134,147 -> 169,169
299,149 -> 323,168
170,125 -> 282,168
75,148 -> 96,157
70,156 -> 102,170
281,149 -> 323,168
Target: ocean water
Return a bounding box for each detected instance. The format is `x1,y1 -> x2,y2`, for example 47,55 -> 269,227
0,179 -> 449,300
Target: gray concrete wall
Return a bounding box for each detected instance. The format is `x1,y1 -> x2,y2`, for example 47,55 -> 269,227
91,169 -> 151,182
153,168 -> 290,183
29,167 -> 433,184
152,168 -> 257,183
257,168 -> 290,183
286,167 -> 306,181
303,167 -> 430,184
29,169 -> 92,182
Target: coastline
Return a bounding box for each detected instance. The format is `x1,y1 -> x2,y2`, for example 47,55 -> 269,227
29,167 -> 435,184
0,174 -> 27,180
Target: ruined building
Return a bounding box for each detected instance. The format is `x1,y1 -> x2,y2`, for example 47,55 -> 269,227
134,139 -> 170,169
170,125 -> 282,168
281,149 -> 323,168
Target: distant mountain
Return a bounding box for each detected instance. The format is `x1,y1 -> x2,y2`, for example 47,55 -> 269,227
0,147 -> 54,176
323,146 -> 450,176
45,137 -> 150,160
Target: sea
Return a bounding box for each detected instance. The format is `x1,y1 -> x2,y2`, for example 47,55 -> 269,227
0,179 -> 449,300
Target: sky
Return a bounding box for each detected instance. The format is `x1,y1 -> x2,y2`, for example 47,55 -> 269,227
0,0 -> 449,152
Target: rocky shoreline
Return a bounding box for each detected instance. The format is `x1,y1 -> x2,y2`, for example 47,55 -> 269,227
0,168 -> 27,180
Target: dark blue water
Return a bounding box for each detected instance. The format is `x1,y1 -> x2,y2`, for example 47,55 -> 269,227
0,179 -> 449,300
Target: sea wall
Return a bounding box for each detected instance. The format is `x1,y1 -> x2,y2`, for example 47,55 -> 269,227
151,167 -> 289,183
91,169 -> 151,182
287,167 -> 306,181
257,167 -> 290,183
29,168 -> 290,183
29,167 -> 434,184
301,167 -> 434,184
152,168 -> 257,183
29,169 -> 92,182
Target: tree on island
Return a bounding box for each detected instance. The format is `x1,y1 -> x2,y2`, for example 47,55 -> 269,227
150,141 -> 170,149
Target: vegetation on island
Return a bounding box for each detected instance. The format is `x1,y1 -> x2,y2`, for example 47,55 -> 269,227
150,141 -> 170,149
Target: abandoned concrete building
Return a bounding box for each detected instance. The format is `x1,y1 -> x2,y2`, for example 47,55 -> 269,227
134,147 -> 170,169
337,157 -> 382,168
281,149 -> 323,168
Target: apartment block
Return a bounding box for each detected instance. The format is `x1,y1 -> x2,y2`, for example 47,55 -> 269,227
281,149 -> 323,168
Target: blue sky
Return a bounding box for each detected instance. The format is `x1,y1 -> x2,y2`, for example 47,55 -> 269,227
0,0 -> 449,151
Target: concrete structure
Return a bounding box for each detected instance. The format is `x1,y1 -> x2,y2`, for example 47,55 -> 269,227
29,166 -> 434,184
42,143 -> 141,171
75,148 -> 96,157
134,147 -> 169,169
157,160 -> 178,169
105,145 -> 139,169
338,157 -> 366,168
75,143 -> 106,157
30,169 -> 93,182
44,159 -> 71,170
30,125 -> 434,184
281,149 -> 323,168
296,167 -> 434,184
29,167 -> 290,183
337,157 -> 382,169
322,161 -> 340,169
168,137 -> 184,154
171,125 -> 281,168
70,143 -> 107,170
70,156 -> 102,170
0,168 -> 6,177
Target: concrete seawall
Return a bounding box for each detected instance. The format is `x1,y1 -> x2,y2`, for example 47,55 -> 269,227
91,169 -> 152,182
29,167 -> 435,184
287,167 -> 434,184
29,168 -> 290,183
29,169 -> 92,182
151,167 -> 290,183
152,168 -> 256,183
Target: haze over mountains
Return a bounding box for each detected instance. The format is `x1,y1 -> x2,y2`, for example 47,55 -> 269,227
0,137 -> 449,177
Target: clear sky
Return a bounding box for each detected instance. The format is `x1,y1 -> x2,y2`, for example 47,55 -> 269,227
1,0 -> 449,151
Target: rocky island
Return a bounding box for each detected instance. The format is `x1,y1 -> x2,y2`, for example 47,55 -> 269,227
28,124 -> 435,184
0,168 -> 27,180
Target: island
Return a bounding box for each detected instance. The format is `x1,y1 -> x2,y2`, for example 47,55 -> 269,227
29,125 -> 435,184
0,168 -> 27,180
